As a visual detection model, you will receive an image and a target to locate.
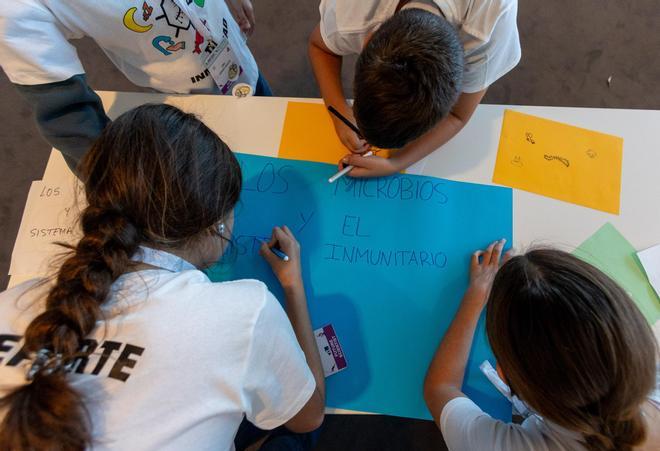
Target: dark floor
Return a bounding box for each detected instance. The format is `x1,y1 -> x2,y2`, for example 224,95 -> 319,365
1,1 -> 658,450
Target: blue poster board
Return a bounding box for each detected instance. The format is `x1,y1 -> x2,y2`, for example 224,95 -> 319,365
207,154 -> 513,421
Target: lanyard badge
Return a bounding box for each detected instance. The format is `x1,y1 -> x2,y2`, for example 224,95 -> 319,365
171,0 -> 257,96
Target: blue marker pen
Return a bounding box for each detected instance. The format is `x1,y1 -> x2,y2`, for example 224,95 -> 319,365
260,240 -> 290,261
270,247 -> 290,262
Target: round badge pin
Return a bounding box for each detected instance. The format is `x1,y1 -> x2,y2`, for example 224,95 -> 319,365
228,63 -> 239,81
232,83 -> 253,98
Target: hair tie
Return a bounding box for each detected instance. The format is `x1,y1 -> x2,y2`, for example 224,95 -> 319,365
26,348 -> 71,381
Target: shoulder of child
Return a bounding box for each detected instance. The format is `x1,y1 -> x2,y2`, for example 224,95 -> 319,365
203,278 -> 278,311
0,277 -> 49,311
440,396 -> 584,451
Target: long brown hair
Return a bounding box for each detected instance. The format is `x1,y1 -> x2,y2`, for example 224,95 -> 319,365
0,104 -> 242,450
487,249 -> 657,451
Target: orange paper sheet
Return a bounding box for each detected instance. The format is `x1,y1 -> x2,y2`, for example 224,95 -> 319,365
278,101 -> 390,164
493,110 -> 623,214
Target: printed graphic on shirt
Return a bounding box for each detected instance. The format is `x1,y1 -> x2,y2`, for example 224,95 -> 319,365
190,67 -> 211,83
0,334 -> 145,383
143,1 -> 154,21
155,0 -> 192,38
122,1 -> 211,59
116,0 -> 253,91
152,35 -> 187,55
193,27 -> 205,54
123,5 -> 154,33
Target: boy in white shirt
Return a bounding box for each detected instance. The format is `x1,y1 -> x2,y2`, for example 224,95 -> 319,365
309,0 -> 521,177
0,0 -> 266,170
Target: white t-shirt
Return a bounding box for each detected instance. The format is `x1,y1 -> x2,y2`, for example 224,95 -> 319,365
440,397 -> 587,451
0,271 -> 315,451
319,0 -> 521,93
0,0 -> 259,93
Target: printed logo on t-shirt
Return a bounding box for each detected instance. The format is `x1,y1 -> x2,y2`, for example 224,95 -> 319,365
120,0 -> 235,86
122,1 -> 198,54
0,334 -> 144,382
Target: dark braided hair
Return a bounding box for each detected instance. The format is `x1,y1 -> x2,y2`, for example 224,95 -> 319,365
0,104 -> 242,450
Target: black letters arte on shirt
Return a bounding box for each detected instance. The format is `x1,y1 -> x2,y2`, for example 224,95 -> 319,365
0,334 -> 144,382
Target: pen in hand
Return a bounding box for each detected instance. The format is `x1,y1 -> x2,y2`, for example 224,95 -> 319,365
328,151 -> 374,183
260,239 -> 289,261
327,105 -> 373,183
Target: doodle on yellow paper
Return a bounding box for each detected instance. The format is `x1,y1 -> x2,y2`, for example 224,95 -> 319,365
493,110 -> 623,214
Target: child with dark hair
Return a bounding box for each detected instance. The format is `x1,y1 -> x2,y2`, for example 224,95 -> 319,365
0,0 -> 268,172
424,243 -> 659,451
309,0 -> 521,177
0,104 -> 325,450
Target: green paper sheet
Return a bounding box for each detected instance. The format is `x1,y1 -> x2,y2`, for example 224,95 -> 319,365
574,223 -> 660,325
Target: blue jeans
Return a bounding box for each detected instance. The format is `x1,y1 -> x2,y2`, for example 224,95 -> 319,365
234,419 -> 320,451
255,72 -> 273,97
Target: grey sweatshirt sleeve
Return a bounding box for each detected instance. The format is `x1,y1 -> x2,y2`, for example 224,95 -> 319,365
14,74 -> 110,172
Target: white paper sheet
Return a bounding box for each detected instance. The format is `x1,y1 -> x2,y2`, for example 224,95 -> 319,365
43,148 -> 76,184
638,244 -> 660,299
9,179 -> 84,275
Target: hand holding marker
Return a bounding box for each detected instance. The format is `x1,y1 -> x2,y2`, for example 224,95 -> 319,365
327,106 -> 374,183
260,226 -> 304,291
260,239 -> 289,261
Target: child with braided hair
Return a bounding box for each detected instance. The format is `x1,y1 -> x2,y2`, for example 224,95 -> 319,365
0,104 -> 325,450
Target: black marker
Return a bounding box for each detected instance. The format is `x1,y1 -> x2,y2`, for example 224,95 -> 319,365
327,106 -> 363,139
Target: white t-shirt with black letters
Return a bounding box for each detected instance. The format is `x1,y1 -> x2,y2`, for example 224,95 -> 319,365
0,270 -> 315,451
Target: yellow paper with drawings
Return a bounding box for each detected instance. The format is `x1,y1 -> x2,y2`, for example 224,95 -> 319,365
493,110 -> 623,214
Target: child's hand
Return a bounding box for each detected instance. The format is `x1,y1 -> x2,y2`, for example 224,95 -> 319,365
227,0 -> 255,36
339,153 -> 400,178
331,108 -> 370,154
466,239 -> 512,306
259,226 -> 303,290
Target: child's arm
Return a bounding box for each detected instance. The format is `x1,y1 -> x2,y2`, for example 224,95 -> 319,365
0,3 -> 111,172
308,24 -> 369,154
424,239 -> 508,426
15,75 -> 110,172
260,226 -> 325,432
341,89 -> 486,178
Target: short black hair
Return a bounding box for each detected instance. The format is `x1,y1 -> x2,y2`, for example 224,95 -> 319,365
353,9 -> 464,149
